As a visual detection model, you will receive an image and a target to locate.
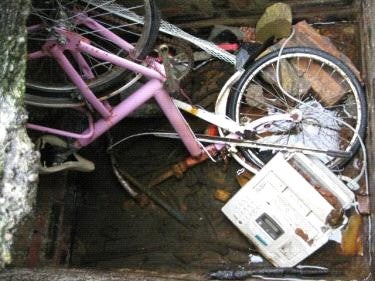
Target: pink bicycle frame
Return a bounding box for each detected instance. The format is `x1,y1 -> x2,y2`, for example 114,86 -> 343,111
26,12 -> 299,161
26,14 -> 203,157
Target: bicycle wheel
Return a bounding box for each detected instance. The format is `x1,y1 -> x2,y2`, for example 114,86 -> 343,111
26,0 -> 160,107
227,47 -> 367,169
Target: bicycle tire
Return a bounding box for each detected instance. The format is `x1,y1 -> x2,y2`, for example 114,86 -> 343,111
25,0 -> 160,107
227,47 -> 367,169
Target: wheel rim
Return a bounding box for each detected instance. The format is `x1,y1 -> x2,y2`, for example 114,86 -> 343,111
233,51 -> 364,169
26,0 -> 153,102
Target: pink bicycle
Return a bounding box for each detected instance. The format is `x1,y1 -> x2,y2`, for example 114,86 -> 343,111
25,0 -> 366,175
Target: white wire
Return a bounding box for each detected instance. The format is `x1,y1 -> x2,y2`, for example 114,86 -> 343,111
106,132 -> 160,151
197,141 -> 217,163
275,28 -> 367,184
364,272 -> 373,281
366,213 -> 373,270
107,131 -> 216,162
275,30 -> 372,274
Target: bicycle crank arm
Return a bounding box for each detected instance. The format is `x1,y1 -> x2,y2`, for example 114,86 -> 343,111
152,132 -> 352,159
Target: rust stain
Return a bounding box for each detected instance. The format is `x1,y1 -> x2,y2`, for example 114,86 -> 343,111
326,208 -> 344,226
295,228 -> 313,246
148,145 -> 219,187
189,106 -> 200,116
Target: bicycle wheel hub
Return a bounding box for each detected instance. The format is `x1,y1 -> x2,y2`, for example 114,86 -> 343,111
289,109 -> 303,122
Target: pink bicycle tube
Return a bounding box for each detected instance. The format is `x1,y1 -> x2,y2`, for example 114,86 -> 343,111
74,79 -> 202,157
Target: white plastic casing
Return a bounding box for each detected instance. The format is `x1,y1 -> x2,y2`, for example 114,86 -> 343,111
222,153 -> 355,267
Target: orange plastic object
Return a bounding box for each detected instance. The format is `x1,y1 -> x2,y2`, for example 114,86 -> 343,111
205,124 -> 219,136
214,189 -> 231,202
236,170 -> 253,186
340,214 -> 363,256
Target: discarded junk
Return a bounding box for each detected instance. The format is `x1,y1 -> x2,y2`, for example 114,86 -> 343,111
222,152 -> 356,267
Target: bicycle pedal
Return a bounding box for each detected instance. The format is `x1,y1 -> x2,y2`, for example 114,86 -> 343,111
36,135 -> 95,174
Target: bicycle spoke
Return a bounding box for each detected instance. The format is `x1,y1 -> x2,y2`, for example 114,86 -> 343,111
252,79 -> 290,110
64,0 -> 117,22
87,18 -> 142,36
229,47 -> 366,168
270,63 -> 292,107
26,0 -> 158,106
27,0 -> 144,93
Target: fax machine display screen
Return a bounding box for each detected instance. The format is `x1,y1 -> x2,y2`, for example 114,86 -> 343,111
256,213 -> 284,240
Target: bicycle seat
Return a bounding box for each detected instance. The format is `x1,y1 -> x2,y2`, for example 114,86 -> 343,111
36,135 -> 95,174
